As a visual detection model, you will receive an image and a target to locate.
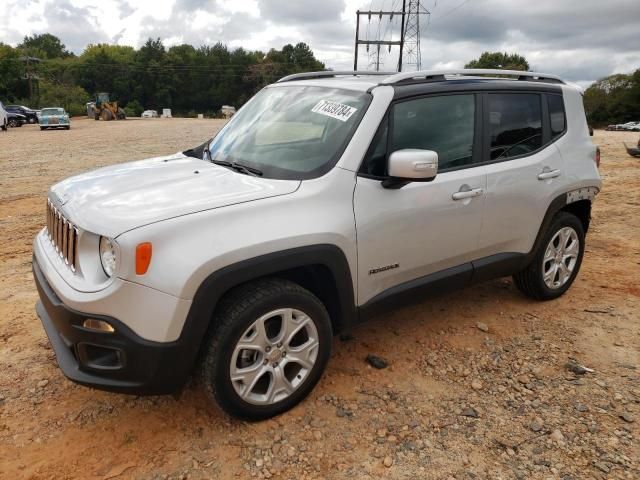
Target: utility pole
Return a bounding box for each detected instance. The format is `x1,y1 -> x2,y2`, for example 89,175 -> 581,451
20,56 -> 41,104
353,9 -> 402,71
398,0 -> 407,72
353,2 -> 429,72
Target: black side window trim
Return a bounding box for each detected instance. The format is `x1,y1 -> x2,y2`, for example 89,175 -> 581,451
357,89 -> 568,180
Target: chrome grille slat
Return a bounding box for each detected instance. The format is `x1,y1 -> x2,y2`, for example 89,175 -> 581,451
46,200 -> 78,272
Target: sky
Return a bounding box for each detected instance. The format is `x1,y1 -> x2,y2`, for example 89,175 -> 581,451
1,0 -> 639,87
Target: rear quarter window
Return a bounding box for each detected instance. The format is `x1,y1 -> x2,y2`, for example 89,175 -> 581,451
547,94 -> 566,138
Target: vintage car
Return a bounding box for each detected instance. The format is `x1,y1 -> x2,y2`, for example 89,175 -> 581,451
40,108 -> 71,130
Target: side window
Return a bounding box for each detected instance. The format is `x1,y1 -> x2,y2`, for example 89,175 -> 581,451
488,93 -> 542,160
360,116 -> 388,177
359,94 -> 476,176
547,94 -> 566,139
392,95 -> 475,171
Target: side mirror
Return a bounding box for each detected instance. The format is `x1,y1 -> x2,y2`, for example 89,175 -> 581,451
383,149 -> 438,189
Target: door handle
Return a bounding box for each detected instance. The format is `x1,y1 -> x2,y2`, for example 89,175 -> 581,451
537,169 -> 561,180
452,188 -> 484,201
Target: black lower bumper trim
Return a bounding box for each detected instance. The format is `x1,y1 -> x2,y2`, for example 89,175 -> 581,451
33,256 -> 191,395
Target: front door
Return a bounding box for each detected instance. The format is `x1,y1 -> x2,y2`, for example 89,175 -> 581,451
354,93 -> 486,305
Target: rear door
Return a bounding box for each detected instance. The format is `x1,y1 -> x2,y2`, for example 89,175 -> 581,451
477,91 -> 566,257
354,93 -> 487,305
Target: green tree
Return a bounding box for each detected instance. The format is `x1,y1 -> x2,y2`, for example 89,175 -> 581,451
19,33 -> 72,59
465,51 -> 529,71
0,43 -> 27,100
583,70 -> 640,126
38,80 -> 89,116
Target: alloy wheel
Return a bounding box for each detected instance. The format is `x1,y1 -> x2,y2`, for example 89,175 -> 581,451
542,226 -> 579,289
230,308 -> 319,405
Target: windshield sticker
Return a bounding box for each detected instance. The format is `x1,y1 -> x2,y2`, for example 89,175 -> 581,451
311,100 -> 358,122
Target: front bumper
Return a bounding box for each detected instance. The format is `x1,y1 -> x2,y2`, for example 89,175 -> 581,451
33,256 -> 190,395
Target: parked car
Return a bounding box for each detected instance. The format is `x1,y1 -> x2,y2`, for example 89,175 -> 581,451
141,110 -> 159,118
39,107 -> 70,130
606,121 -> 640,131
221,105 -> 237,118
0,101 -> 7,131
33,69 -> 601,420
7,112 -> 26,127
5,105 -> 39,124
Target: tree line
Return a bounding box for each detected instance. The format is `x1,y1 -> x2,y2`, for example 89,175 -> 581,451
1,38 -> 638,126
0,34 -> 325,117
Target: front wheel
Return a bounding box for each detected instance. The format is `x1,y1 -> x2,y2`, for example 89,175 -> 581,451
513,211 -> 585,300
201,278 -> 332,420
1,120 -> 6,131
8,118 -> 19,127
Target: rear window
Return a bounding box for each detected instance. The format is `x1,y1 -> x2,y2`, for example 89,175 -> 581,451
488,93 -> 542,161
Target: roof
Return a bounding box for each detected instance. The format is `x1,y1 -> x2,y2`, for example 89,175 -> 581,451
271,74 -> 392,92
272,69 -> 581,94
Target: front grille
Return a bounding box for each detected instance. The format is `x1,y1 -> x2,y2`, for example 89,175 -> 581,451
46,200 -> 79,272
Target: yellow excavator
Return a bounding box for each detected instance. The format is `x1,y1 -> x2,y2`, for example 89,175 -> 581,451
91,92 -> 126,121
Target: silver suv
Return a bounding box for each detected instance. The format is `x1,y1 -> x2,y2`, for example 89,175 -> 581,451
33,69 -> 601,419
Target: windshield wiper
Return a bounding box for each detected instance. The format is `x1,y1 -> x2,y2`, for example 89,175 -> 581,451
211,159 -> 263,177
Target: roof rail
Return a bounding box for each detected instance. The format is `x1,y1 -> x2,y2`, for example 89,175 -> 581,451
381,69 -> 566,85
277,70 -> 395,83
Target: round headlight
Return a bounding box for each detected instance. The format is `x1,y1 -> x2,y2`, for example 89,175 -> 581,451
99,236 -> 118,277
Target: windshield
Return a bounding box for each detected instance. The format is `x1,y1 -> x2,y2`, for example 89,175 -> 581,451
208,85 -> 370,180
42,108 -> 64,115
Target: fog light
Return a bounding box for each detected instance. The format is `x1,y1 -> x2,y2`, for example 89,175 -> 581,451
83,318 -> 115,333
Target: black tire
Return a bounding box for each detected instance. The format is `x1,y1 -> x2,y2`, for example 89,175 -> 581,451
40,126 -> 46,130
1,119 -> 6,131
101,109 -> 113,121
64,126 -> 70,130
8,118 -> 18,127
513,211 -> 585,300
201,278 -> 332,420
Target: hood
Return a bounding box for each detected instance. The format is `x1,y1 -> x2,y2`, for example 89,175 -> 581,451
50,153 -> 300,237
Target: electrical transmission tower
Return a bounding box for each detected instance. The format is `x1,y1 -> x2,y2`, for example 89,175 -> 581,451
353,1 -> 430,72
402,0 -> 429,70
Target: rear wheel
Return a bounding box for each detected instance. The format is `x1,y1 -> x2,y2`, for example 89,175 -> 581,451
201,278 -> 332,420
40,126 -> 47,130
1,119 -> 6,131
513,212 -> 585,300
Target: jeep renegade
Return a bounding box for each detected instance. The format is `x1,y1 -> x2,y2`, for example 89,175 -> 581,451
33,69 -> 602,419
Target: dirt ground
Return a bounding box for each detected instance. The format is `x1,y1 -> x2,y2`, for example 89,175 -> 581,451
0,119 -> 638,480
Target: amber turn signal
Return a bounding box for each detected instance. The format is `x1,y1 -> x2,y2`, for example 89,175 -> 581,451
135,242 -> 153,275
